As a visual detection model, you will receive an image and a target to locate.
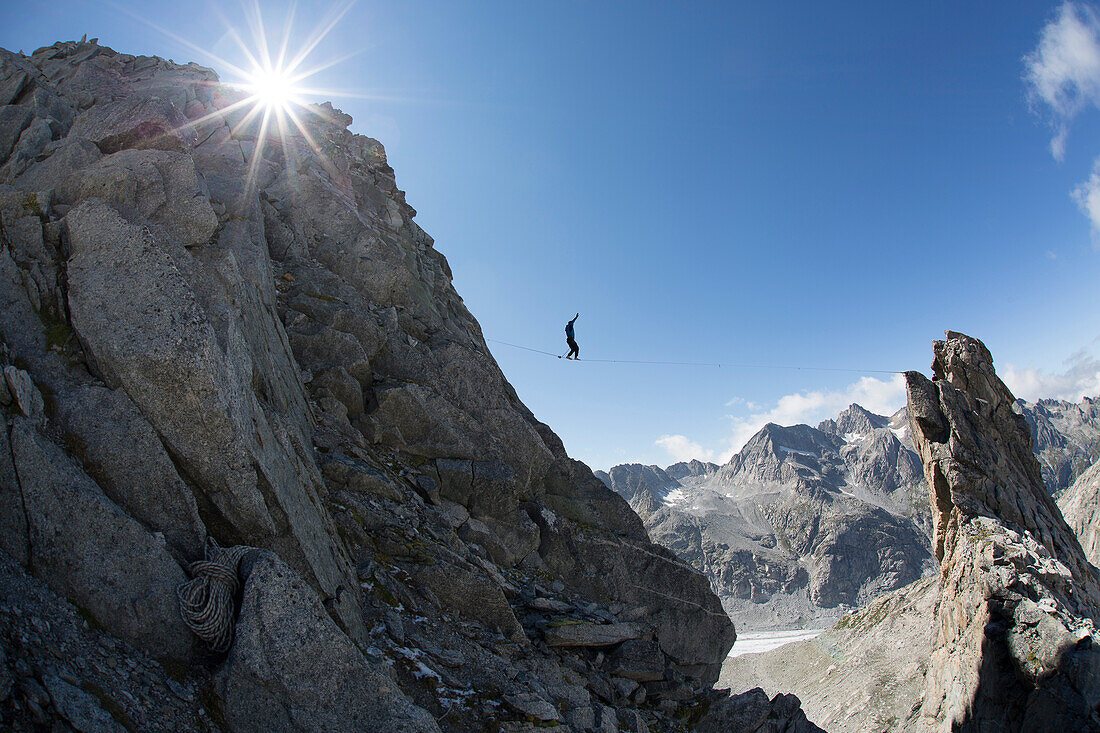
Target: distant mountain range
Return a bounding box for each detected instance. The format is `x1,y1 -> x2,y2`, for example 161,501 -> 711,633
1019,397 -> 1100,495
597,396 -> 1100,631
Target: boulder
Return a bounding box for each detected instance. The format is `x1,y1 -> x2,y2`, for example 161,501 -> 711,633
67,96 -> 196,154
11,137 -> 102,192
40,673 -> 125,733
504,692 -> 561,722
697,688 -> 823,733
2,118 -> 52,178
0,105 -> 34,164
0,50 -> 33,106
217,553 -> 438,733
59,148 -> 217,246
320,453 -> 402,503
534,512 -> 734,685
3,365 -> 44,423
9,418 -> 193,661
372,384 -> 474,458
54,384 -> 206,558
543,621 -> 645,648
407,561 -> 524,641
607,640 -> 665,682
65,200 -> 275,540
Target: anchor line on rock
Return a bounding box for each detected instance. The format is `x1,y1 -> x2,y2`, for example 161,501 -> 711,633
485,338 -> 903,375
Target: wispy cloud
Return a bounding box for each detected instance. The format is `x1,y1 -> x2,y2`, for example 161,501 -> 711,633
1072,157 -> 1100,243
1001,348 -> 1100,402
1024,2 -> 1100,161
653,340 -> 1100,467
655,434 -> 716,463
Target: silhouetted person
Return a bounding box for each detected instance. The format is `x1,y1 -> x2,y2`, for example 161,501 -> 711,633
565,313 -> 579,360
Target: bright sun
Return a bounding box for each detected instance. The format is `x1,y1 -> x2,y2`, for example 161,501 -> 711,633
137,0 -> 365,198
246,67 -> 299,111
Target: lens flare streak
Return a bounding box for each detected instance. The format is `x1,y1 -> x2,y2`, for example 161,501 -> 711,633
112,0 -> 364,201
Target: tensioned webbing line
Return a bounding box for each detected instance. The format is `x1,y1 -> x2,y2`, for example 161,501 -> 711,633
485,338 -> 903,375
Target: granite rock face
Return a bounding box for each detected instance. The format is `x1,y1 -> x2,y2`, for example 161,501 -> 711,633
0,38 -> 746,730
218,553 -> 440,733
906,331 -> 1100,732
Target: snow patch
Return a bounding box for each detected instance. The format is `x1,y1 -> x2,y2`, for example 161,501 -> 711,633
664,487 -> 689,507
779,446 -> 816,457
727,629 -> 824,657
844,432 -> 867,443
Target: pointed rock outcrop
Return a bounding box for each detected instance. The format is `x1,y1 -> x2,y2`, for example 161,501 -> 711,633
906,331 -> 1100,731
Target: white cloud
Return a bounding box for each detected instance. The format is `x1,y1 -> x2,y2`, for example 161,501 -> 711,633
1072,157 -> 1100,244
655,434 -> 715,463
653,341 -> 1100,468
1024,2 -> 1100,161
719,373 -> 907,460
657,374 -> 908,466
1001,349 -> 1100,402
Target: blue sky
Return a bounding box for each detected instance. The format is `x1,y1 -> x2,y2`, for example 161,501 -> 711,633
4,1 -> 1100,470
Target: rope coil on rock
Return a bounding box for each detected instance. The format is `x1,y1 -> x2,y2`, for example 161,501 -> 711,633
177,539 -> 256,653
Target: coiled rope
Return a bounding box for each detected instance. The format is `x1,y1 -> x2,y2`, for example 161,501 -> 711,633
485,338 -> 902,375
177,539 -> 257,652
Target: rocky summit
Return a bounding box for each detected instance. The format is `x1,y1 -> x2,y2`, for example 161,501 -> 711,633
906,332 -> 1100,731
0,38 -> 830,732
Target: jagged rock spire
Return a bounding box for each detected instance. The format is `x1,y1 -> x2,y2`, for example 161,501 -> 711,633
906,331 -> 1100,731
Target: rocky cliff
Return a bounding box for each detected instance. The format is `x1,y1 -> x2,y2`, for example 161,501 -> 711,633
720,333 -> 1100,732
0,38 -> 808,732
906,332 -> 1100,731
601,404 -> 935,630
